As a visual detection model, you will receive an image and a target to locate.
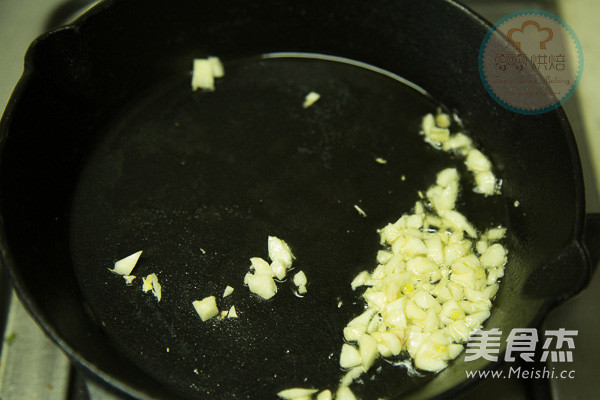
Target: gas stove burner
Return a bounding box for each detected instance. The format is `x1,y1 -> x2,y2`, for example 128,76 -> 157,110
0,1 -> 597,399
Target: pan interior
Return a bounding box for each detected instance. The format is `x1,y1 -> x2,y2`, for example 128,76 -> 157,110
69,55 -> 509,399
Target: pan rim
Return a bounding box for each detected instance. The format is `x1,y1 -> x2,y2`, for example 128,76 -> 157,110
0,0 -> 589,399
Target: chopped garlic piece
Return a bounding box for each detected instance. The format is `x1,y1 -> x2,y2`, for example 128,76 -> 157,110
428,127 -> 450,145
191,59 -> 214,91
351,271 -> 369,289
375,157 -> 387,164
246,273 -> 277,300
474,171 -> 497,195
277,388 -> 319,399
250,257 -> 274,276
480,244 -> 507,268
436,167 -> 459,187
316,390 -> 332,400
376,250 -> 393,264
421,113 -> 435,134
208,56 -> 224,78
223,285 -> 234,297
382,332 -> 403,356
414,332 -> 452,372
151,278 -> 162,302
268,236 -> 294,268
344,308 -> 377,341
293,271 -> 307,287
354,204 -> 367,217
339,344 -> 362,369
218,310 -> 229,320
110,250 -> 142,276
340,366 -> 364,387
193,296 -> 219,321
486,227 -> 506,241
439,210 -> 477,238
443,133 -> 472,152
465,149 -> 492,172
142,277 -> 153,292
270,260 -> 287,280
302,91 -> 321,108
142,273 -> 161,301
358,334 -> 378,370
191,56 -> 225,91
123,275 -> 136,285
435,112 -> 451,128
336,386 -> 357,400
228,306 -> 238,318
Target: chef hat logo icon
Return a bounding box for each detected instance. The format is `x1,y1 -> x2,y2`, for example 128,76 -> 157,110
506,20 -> 553,51
478,9 -> 583,114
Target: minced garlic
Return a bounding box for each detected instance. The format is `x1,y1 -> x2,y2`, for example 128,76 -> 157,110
245,236 -> 295,299
341,167 -> 506,379
142,273 -> 162,302
110,250 -> 142,276
302,92 -> 321,108
193,296 -> 219,321
191,56 -> 225,91
223,285 -> 234,297
421,111 -> 500,196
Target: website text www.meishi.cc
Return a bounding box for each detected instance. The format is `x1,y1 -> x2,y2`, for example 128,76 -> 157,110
466,366 -> 575,380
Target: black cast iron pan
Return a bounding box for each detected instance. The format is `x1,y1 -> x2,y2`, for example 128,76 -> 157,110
0,0 -> 597,399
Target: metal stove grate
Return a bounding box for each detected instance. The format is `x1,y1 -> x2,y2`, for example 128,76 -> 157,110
0,1 -> 597,399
